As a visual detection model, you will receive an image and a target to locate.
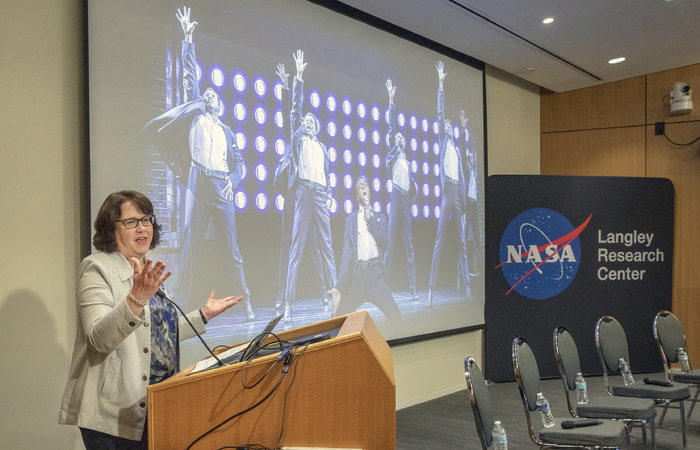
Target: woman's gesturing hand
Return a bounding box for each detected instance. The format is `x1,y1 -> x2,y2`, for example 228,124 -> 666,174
129,258 -> 172,302
201,291 -> 243,322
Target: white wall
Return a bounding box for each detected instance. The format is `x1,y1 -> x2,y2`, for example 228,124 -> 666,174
0,1 -> 540,447
0,0 -> 84,448
485,65 -> 541,176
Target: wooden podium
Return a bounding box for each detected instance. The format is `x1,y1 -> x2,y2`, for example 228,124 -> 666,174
147,310 -> 396,449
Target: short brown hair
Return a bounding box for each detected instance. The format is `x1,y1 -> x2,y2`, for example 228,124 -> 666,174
93,190 -> 161,253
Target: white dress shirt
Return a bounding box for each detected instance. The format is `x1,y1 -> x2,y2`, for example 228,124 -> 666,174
189,112 -> 229,172
392,153 -> 410,192
443,139 -> 459,182
298,135 -> 326,186
357,207 -> 379,261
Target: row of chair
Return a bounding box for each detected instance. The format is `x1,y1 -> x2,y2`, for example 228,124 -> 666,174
465,311 -> 700,449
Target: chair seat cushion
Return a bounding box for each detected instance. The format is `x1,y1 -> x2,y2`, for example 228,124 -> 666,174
537,417 -> 626,447
612,382 -> 690,400
576,396 -> 656,420
673,369 -> 700,384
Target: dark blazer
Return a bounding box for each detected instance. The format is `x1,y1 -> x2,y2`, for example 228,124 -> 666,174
386,102 -> 418,201
437,89 -> 467,207
273,85 -> 293,198
335,209 -> 389,293
287,76 -> 332,200
143,41 -> 243,189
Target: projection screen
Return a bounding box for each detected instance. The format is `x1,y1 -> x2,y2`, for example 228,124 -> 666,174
87,0 -> 486,349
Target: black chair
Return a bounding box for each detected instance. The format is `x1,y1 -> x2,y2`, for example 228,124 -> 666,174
464,357 -> 496,450
513,337 -> 627,449
653,311 -> 700,421
596,315 -> 690,447
554,326 -> 656,449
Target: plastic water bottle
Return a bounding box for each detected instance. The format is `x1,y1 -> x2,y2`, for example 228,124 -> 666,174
491,420 -> 508,450
619,358 -> 635,385
536,392 -> 555,428
575,372 -> 588,404
679,348 -> 691,373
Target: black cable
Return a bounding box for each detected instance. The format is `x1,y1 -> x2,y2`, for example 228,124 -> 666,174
241,355 -> 282,389
186,368 -> 288,449
664,132 -> 700,147
273,342 -> 311,450
240,332 -> 286,362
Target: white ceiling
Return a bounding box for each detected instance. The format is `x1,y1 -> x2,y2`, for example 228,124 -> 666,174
339,0 -> 700,93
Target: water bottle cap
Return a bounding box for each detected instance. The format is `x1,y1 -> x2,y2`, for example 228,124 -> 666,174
577,372 -> 582,376
495,421 -> 501,425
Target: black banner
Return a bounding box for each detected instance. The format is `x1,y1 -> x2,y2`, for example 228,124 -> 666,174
485,175 -> 674,382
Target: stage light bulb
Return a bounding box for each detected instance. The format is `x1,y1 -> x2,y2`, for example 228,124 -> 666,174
233,74 -> 246,91
211,69 -> 225,87
327,95 -> 337,112
254,136 -> 267,153
310,91 -> 320,108
254,108 -> 266,125
254,79 -> 266,96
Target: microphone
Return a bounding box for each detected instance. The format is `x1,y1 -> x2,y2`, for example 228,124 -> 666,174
155,289 -> 225,367
643,378 -> 673,387
561,419 -> 603,429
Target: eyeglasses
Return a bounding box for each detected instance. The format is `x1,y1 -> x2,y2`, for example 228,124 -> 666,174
116,215 -> 155,229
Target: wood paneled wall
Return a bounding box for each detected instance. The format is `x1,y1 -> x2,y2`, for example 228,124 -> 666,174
541,63 -> 700,368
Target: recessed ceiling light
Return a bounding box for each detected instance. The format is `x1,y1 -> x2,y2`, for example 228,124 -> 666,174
608,57 -> 626,64
543,17 -> 554,24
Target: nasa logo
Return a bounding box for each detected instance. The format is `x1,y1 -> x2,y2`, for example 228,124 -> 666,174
498,208 -> 591,300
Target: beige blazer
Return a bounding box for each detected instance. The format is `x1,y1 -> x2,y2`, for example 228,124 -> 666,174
58,251 -> 205,440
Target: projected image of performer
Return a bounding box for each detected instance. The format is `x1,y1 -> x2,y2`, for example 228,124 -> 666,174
458,109 -> 481,287
284,50 -> 337,322
328,177 -> 401,322
428,61 -> 470,306
383,79 -> 419,301
143,7 -> 254,321
273,63 -> 329,311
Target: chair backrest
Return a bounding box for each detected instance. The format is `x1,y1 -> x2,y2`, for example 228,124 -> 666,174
595,316 -> 630,394
464,357 -> 493,450
654,310 -> 689,380
513,337 -> 542,412
553,326 -> 582,416
513,337 -> 544,446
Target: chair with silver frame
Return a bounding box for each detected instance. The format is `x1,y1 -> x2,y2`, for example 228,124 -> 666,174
653,311 -> 700,424
554,326 -> 657,449
464,356 -> 497,450
513,337 -> 627,449
596,315 -> 690,447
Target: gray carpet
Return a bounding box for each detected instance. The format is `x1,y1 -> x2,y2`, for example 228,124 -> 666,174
397,373 -> 700,449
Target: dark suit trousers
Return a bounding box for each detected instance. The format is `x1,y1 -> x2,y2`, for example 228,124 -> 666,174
384,188 -> 416,284
278,198 -> 326,293
429,181 -> 469,287
285,184 -> 337,303
178,165 -> 249,302
336,263 -> 401,321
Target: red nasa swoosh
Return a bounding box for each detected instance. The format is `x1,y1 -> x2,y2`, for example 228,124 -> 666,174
497,213 -> 592,295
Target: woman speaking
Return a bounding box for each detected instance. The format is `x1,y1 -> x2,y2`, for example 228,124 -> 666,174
59,190 -> 242,449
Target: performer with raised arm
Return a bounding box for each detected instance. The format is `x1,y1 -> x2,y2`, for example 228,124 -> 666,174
283,50 -> 337,322
383,79 -> 419,301
328,177 -> 401,321
143,7 -> 254,321
459,110 -> 480,286
273,63 -> 329,310
428,61 -> 470,306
